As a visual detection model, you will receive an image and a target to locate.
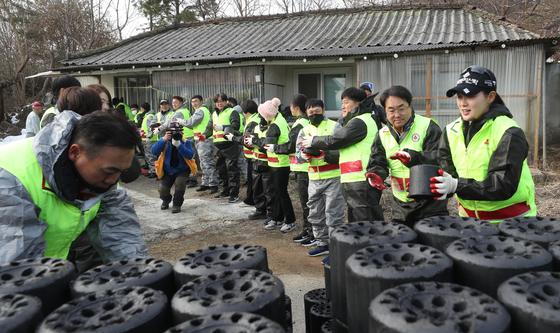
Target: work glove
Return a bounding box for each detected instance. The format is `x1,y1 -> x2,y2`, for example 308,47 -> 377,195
366,172 -> 387,191
390,150 -> 411,166
214,124 -> 223,131
153,127 -> 160,135
172,139 -> 181,147
430,169 -> 458,200
300,136 -> 314,149
176,118 -> 187,126
224,133 -> 234,141
244,136 -> 253,146
264,144 -> 275,152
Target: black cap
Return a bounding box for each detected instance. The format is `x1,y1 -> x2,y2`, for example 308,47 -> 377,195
160,99 -> 169,105
446,66 -> 504,104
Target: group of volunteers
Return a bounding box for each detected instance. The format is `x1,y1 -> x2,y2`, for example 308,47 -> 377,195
0,65 -> 537,270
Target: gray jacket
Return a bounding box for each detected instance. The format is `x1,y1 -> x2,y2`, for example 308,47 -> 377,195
0,111 -> 148,264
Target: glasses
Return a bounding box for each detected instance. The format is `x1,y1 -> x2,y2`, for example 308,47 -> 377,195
386,105 -> 410,114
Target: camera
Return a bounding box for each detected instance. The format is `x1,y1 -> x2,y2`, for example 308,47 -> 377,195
167,121 -> 184,141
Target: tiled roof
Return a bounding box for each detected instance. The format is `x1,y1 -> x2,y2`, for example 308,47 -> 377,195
61,4 -> 546,69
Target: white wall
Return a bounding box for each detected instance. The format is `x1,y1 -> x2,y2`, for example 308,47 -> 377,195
75,76 -> 99,87
99,75 -> 115,99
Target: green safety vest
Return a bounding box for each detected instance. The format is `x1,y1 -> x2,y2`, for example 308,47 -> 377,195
290,118 -> 310,172
446,115 -> 537,220
243,113 -> 261,159
141,112 -> 158,142
212,107 -> 234,143
379,115 -> 431,203
193,106 -> 211,137
302,119 -> 340,180
339,113 -> 379,183
0,139 -> 101,259
116,102 -> 134,121
266,113 -> 290,168
253,125 -> 268,163
40,106 -> 58,129
177,107 -> 194,139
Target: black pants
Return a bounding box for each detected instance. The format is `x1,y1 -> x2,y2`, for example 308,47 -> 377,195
160,172 -> 188,207
342,181 -> 384,222
244,158 -> 254,205
392,197 -> 449,228
253,162 -> 273,217
295,171 -> 310,230
216,144 -> 241,197
271,166 -> 295,224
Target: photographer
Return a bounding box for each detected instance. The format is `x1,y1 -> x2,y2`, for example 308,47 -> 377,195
151,122 -> 195,213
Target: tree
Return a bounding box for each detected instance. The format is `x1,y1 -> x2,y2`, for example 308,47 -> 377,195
231,0 -> 263,17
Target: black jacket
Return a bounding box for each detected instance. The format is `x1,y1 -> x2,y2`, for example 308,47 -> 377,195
311,104 -> 376,151
276,117 -> 307,155
367,113 -> 442,180
438,103 -> 529,201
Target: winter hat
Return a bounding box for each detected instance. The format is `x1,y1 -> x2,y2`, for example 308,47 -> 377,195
258,97 -> 281,121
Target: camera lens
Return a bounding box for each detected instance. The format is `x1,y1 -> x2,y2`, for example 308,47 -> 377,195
172,132 -> 182,140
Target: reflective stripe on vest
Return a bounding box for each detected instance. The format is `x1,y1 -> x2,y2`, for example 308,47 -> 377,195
379,115 -> 432,202
253,125 -> 268,163
290,118 -> 310,172
446,115 -> 536,221
266,113 -> 290,168
338,114 -> 379,183
212,108 -> 234,143
302,119 -> 340,180
0,138 -> 101,259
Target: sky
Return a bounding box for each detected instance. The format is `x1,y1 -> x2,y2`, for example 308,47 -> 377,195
106,0 -> 352,40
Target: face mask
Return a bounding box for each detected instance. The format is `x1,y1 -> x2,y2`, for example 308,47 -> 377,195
309,114 -> 324,126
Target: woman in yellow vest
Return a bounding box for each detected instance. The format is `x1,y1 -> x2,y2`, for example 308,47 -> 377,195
213,93 -> 243,203
255,98 -> 296,233
366,86 -> 448,227
273,94 -> 312,243
431,66 -> 537,220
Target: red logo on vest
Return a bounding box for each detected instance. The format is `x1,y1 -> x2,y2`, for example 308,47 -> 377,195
412,133 -> 420,142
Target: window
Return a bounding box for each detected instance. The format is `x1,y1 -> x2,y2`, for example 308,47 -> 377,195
295,68 -> 352,116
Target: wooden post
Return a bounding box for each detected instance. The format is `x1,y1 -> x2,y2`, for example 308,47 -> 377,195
533,61 -> 542,167
425,58 -> 432,117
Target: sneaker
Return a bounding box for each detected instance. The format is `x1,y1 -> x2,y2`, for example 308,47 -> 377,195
228,196 -> 240,203
301,238 -> 318,247
196,186 -> 210,192
264,220 -> 282,230
308,245 -> 329,257
160,202 -> 170,210
293,230 -> 311,243
147,173 -> 157,179
209,186 -> 219,194
248,211 -> 267,220
280,223 -> 296,233
171,206 -> 181,213
321,256 -> 330,266
242,200 -> 255,206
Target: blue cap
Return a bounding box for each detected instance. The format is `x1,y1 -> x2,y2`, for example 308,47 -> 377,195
359,82 -> 375,92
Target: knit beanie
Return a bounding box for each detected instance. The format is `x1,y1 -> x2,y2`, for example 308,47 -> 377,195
258,97 -> 281,121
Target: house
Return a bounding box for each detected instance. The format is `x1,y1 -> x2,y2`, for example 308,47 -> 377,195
57,4 -> 558,163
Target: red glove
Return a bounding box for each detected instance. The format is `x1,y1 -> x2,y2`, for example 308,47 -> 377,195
366,172 -> 387,191
390,150 -> 411,166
